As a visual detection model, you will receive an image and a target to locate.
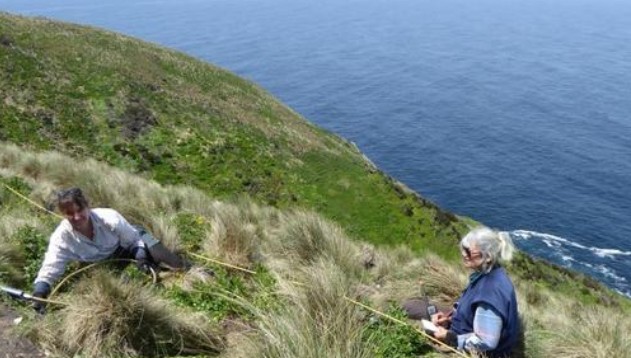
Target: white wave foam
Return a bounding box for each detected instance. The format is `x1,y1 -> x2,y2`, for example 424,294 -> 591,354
615,289 -> 631,299
510,229 -> 631,297
592,264 -> 628,283
542,239 -> 562,249
591,248 -> 631,259
510,230 -> 631,258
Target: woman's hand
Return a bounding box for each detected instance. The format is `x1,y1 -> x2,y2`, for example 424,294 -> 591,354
433,326 -> 449,340
433,326 -> 458,348
431,311 -> 452,327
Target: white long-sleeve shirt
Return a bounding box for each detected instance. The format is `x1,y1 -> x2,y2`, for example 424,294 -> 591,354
34,208 -> 146,286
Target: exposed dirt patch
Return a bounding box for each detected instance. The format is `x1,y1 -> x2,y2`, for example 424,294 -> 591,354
0,304 -> 45,358
0,34 -> 14,47
120,97 -> 157,139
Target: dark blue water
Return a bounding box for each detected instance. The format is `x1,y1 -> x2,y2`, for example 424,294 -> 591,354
3,0 -> 631,297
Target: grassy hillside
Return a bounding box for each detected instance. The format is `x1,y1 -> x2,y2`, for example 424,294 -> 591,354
1,13 -> 630,357
0,144 -> 629,358
0,12 -> 468,259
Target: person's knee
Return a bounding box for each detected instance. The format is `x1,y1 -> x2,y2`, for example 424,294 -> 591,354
147,243 -> 186,269
402,297 -> 434,320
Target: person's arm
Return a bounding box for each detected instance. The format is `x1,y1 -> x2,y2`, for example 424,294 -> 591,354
107,210 -> 152,269
434,303 -> 503,351
34,233 -> 75,289
109,211 -> 145,250
32,231 -> 75,312
456,303 -> 503,351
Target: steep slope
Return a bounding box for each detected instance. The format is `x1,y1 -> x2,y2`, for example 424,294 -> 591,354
1,13 -> 467,258
0,145 -> 629,358
1,11 -> 627,308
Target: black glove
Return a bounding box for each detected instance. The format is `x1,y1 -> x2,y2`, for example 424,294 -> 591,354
32,281 -> 51,314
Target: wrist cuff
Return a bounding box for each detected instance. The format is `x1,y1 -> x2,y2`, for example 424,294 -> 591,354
132,246 -> 148,261
33,281 -> 51,297
445,330 -> 458,348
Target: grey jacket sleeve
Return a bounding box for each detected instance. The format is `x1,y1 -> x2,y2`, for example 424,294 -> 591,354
456,303 -> 503,351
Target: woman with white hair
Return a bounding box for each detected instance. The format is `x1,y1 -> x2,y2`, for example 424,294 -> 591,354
431,227 -> 520,357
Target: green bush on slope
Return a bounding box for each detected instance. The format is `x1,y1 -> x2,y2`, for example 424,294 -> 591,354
1,12 -> 630,356
0,145 -> 629,357
0,12 -> 466,258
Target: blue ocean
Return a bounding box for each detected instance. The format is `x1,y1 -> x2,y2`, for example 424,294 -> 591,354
2,0 -> 630,297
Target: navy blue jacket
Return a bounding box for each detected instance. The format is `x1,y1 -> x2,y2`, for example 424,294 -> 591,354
450,266 -> 519,357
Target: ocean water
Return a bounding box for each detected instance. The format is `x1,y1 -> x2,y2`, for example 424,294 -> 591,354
2,0 -> 630,297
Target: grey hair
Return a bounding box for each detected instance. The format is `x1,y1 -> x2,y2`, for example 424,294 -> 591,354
460,227 -> 515,273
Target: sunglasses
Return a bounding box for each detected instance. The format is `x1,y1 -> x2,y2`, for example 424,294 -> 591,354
462,245 -> 480,259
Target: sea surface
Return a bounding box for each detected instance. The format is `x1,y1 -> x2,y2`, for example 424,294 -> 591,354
2,0 -> 630,297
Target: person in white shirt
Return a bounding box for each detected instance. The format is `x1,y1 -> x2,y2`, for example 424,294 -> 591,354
32,187 -> 184,312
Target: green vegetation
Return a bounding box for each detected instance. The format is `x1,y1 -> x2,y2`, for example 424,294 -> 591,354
0,12 -> 629,358
362,305 -> 429,357
11,226 -> 48,285
0,12 -> 466,258
0,146 -> 629,357
165,265 -> 279,322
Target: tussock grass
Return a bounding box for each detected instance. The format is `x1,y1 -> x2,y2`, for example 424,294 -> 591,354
232,260 -> 371,358
145,214 -> 181,252
272,211 -> 363,279
365,249 -> 465,310
542,304 -> 631,358
2,144 -> 631,357
203,204 -> 262,270
34,271 -> 223,357
416,254 -> 467,300
0,214 -> 41,240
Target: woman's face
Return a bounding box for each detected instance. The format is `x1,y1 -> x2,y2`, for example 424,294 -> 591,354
461,242 -> 485,270
59,201 -> 91,231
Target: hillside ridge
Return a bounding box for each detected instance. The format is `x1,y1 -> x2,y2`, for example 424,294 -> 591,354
1,13 -> 630,358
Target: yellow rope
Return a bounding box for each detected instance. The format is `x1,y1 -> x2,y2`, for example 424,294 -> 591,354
190,252 -> 469,357
28,295 -> 67,306
1,182 -> 468,356
50,258 -> 158,299
189,252 -> 257,274
343,295 -> 469,358
0,184 -> 158,304
1,183 -> 64,219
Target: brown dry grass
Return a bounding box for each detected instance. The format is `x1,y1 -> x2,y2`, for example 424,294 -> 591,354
1,143 -> 630,357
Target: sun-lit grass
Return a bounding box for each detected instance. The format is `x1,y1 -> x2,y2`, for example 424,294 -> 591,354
32,270 -> 223,357
1,143 -> 630,358
203,204 -> 262,270
0,240 -> 25,286
533,301 -> 631,358
270,210 -> 364,280
229,260 -> 374,358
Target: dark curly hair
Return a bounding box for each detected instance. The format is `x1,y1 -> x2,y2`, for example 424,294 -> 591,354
56,187 -> 89,210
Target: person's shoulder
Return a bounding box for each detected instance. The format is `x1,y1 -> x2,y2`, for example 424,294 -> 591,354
473,269 -> 516,312
49,221 -> 74,246
480,267 -> 515,292
91,208 -> 122,219
51,219 -> 72,236
494,267 -> 515,287
91,208 -> 125,227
